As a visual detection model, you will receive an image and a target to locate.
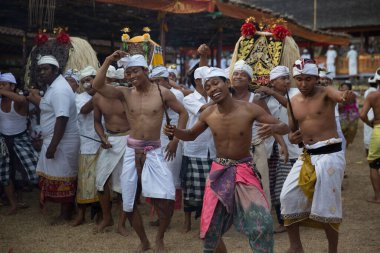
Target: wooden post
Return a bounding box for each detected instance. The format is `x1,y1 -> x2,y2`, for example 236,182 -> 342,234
22,31 -> 27,66
111,33 -> 115,53
159,12 -> 166,62
217,27 -> 223,68
313,0 -> 317,30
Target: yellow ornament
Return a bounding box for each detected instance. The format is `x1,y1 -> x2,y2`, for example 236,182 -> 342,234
121,33 -> 130,42
143,33 -> 150,42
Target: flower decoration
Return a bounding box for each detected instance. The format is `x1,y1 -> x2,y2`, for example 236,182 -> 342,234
271,25 -> 291,41
121,33 -> 130,42
55,27 -> 70,44
34,29 -> 48,46
240,22 -> 256,38
143,33 -> 151,42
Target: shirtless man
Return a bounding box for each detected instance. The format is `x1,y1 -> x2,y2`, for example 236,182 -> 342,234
360,71 -> 380,204
280,59 -> 355,253
93,83 -> 130,236
164,67 -> 289,253
93,51 -> 188,253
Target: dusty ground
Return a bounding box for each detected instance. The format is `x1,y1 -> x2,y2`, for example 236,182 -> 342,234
1,121 -> 380,253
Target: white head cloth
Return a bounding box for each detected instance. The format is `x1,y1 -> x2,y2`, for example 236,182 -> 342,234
115,68 -> 125,80
270,66 -> 289,81
375,68 -> 380,81
0,73 -> 17,84
292,59 -> 319,77
167,67 -> 178,77
319,70 -> 333,80
118,54 -> 148,69
368,76 -> 376,84
150,66 -> 169,78
37,55 -> 59,68
350,45 -> 355,50
106,65 -> 117,79
204,67 -> 228,84
79,66 -> 97,81
64,69 -> 80,83
233,60 -> 253,79
224,67 -> 230,79
194,66 -> 209,80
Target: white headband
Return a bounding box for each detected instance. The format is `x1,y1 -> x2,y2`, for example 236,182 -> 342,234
233,60 -> 253,79
0,73 -> 16,84
375,68 -> 380,81
118,54 -> 148,69
293,59 -> 319,77
150,66 -> 169,78
204,67 -> 228,85
37,55 -> 59,68
270,66 -> 289,81
79,66 -> 97,80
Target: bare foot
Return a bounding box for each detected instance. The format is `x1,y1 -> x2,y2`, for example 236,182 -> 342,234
134,241 -> 151,253
155,240 -> 166,253
117,224 -> 128,237
274,224 -> 286,233
93,219 -> 114,234
72,215 -> 85,227
182,221 -> 191,233
367,197 -> 380,204
50,216 -> 67,226
17,202 -> 29,209
7,206 -> 17,215
285,247 -> 305,253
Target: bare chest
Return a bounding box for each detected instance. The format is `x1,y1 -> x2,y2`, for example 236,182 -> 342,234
293,96 -> 331,121
127,94 -> 164,118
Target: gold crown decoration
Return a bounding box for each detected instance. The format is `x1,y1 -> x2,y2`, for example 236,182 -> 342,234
121,27 -> 131,51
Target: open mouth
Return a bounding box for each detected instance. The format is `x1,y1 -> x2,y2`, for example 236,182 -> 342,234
212,92 -> 221,99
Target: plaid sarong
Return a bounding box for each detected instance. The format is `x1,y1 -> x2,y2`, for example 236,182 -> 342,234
273,158 -> 297,205
181,156 -> 212,212
267,142 -> 279,200
0,131 -> 38,186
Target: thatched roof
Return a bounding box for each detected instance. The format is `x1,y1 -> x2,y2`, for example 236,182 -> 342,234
230,0 -> 380,30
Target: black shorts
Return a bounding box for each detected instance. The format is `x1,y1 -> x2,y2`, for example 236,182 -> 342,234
369,158 -> 380,169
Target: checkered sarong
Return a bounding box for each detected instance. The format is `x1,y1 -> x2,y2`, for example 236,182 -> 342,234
273,158 -> 297,205
0,132 -> 38,186
267,142 -> 279,200
181,156 -> 212,210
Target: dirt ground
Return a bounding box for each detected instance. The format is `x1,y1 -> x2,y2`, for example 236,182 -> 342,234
1,121 -> 380,253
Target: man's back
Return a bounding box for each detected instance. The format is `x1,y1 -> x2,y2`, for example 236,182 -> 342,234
368,91 -> 380,123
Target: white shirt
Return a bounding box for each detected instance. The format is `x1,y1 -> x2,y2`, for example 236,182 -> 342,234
347,49 -> 358,75
265,88 -> 302,159
75,92 -> 100,154
40,75 -> 79,138
326,49 -> 337,64
183,90 -> 216,158
0,99 -> 27,135
160,88 -> 185,147
363,87 -> 377,146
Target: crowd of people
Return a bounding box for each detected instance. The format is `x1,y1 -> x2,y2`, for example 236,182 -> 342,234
1,42 -> 380,253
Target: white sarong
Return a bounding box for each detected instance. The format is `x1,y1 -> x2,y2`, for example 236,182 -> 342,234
121,143 -> 176,212
280,138 -> 345,224
95,134 -> 127,194
161,141 -> 183,189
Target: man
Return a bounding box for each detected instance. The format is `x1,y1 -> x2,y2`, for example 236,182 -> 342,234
0,72 -> 38,214
28,55 -> 80,224
72,66 -> 101,226
92,70 -> 131,236
93,51 -> 188,252
181,65 -> 216,232
346,45 -> 358,79
360,69 -> 380,204
280,58 -> 354,253
326,45 -> 337,78
363,76 -> 378,155
164,67 -> 289,253
64,69 -> 80,92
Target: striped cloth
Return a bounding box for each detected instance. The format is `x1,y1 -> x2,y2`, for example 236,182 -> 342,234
273,158 -> 297,205
0,131 -> 38,186
267,142 -> 279,201
181,156 -> 212,213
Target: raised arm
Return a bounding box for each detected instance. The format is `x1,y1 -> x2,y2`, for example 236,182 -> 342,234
0,89 -> 28,104
198,44 -> 210,67
164,89 -> 188,130
93,50 -> 126,100
325,85 -> 355,104
253,104 -> 290,138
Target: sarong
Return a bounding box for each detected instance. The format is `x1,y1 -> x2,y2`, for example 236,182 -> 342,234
37,134 -> 79,204
0,131 -> 38,186
251,141 -> 271,208
267,142 -> 279,201
77,154 -> 99,204
273,158 -> 298,206
280,138 -> 345,232
95,132 -> 128,194
368,124 -> 380,169
121,137 -> 176,212
201,157 -> 273,253
181,156 -> 212,214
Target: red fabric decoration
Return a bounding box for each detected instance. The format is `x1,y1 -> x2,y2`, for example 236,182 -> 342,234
240,22 -> 256,38
34,32 -> 49,45
56,31 -> 70,44
271,25 -> 291,41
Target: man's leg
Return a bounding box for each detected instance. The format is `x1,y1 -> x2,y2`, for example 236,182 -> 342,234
214,239 -> 227,253
126,207 -> 150,252
4,180 -> 17,215
368,168 -> 380,203
117,193 -> 128,236
285,223 -> 304,253
95,177 -> 113,232
183,211 -> 191,233
322,224 -> 338,253
153,198 -> 174,252
72,204 -> 86,226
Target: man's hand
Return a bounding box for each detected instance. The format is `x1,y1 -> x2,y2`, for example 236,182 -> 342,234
46,144 -> 57,159
341,90 -> 355,103
165,140 -> 178,161
279,142 -> 289,163
288,130 -> 303,145
256,123 -> 274,140
100,137 -> 112,149
197,44 -> 210,56
106,50 -> 128,62
163,124 -> 176,139
255,86 -> 273,96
